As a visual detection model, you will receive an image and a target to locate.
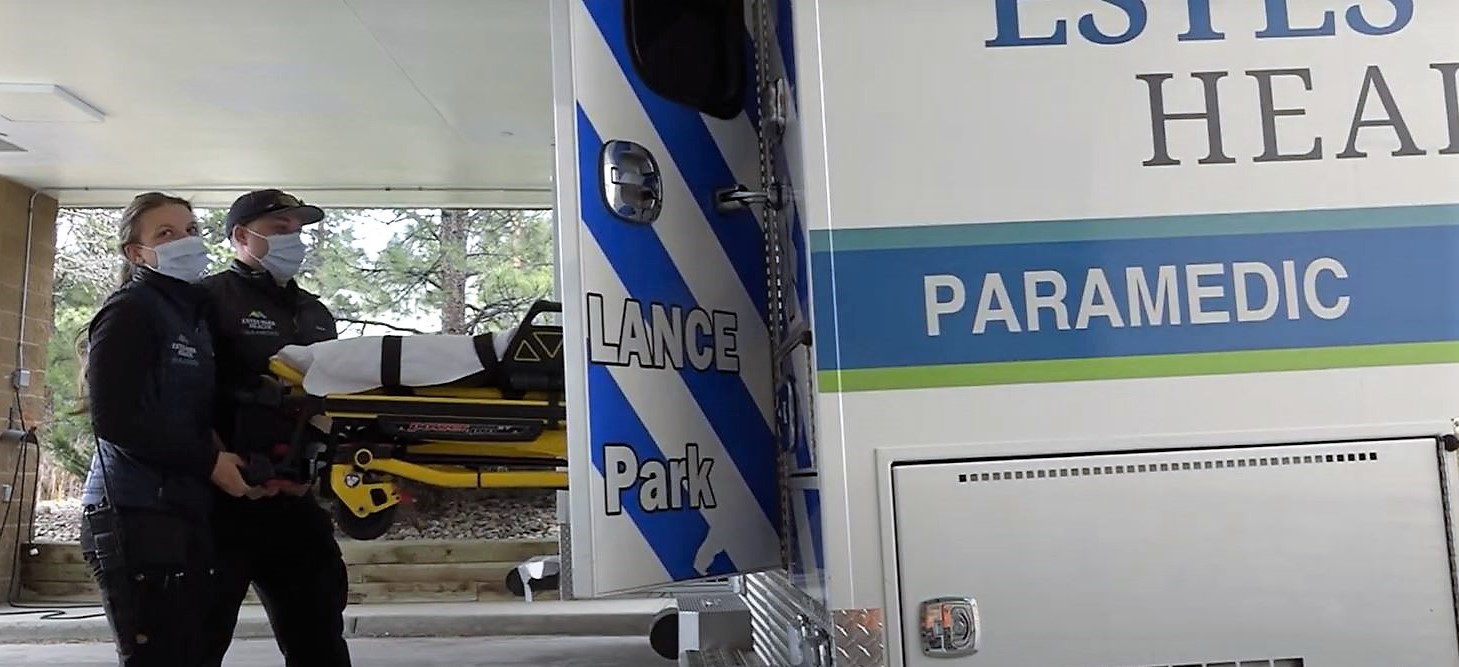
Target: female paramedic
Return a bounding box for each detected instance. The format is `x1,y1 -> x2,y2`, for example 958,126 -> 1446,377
77,191 -> 258,666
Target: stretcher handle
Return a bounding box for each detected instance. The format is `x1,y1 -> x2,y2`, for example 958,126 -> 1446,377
521,300 -> 563,329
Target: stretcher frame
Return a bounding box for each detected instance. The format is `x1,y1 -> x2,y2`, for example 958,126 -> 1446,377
248,300 -> 570,540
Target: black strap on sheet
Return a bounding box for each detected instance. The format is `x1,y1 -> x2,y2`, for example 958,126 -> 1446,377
380,335 -> 403,391
471,333 -> 498,371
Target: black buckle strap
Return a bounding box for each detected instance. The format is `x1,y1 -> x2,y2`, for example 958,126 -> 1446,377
380,335 -> 404,394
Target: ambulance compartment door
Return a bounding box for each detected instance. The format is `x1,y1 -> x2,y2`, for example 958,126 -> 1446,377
550,0 -> 782,597
891,438 -> 1459,667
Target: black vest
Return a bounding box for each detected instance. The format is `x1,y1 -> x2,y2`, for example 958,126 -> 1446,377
81,270 -> 216,517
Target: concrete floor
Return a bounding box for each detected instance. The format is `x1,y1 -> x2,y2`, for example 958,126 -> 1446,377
0,636 -> 669,666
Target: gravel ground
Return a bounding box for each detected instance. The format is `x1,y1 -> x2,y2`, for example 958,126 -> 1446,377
31,488 -> 559,543
385,487 -> 559,541
32,500 -> 81,543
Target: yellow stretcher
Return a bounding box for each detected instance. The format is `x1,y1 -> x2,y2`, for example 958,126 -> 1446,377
251,300 -> 567,540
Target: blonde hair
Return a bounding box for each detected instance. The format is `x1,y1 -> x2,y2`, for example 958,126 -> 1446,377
113,192 -> 193,288
78,192 -> 195,413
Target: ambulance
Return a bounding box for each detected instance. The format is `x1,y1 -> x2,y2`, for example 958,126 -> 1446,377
547,1 -> 1459,665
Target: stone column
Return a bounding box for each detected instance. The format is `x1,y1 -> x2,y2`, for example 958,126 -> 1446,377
0,178 -> 58,601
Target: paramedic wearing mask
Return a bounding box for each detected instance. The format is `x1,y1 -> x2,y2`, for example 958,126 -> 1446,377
198,189 -> 352,667
79,192 -> 258,666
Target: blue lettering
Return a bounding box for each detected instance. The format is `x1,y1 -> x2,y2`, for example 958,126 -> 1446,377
986,0 -> 1068,47
1256,0 -> 1336,38
985,0 -> 1409,48
1346,0 -> 1413,36
1078,0 -> 1148,45
1178,0 -> 1225,41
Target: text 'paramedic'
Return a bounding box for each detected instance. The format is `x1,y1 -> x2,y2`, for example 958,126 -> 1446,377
604,444 -> 717,515
923,257 -> 1348,336
586,294 -> 740,373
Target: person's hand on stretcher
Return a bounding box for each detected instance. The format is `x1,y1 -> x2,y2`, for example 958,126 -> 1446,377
210,454 -> 306,498
210,431 -> 315,499
256,415 -> 332,497
236,467 -> 314,499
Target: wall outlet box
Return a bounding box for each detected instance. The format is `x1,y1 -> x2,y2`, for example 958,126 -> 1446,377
1,484 -> 11,502
10,369 -> 30,389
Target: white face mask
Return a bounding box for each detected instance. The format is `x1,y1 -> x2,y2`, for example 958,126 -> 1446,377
144,236 -> 211,284
246,229 -> 307,283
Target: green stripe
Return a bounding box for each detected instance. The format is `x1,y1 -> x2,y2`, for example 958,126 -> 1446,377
809,204 -> 1459,252
819,342 -> 1459,393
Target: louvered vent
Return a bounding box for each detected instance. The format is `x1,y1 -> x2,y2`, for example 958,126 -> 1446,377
958,452 -> 1375,484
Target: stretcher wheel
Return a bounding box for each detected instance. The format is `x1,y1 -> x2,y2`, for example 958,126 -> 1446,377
648,608 -> 678,660
332,503 -> 398,541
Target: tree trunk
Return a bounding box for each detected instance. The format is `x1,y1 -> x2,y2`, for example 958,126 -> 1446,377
439,209 -> 469,334
302,210 -> 334,275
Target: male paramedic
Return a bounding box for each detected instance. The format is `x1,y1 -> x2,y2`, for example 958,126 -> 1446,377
198,189 -> 353,667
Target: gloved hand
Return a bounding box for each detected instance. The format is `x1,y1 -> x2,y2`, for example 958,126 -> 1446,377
239,452 -> 314,497
211,452 -> 256,497
238,453 -> 276,487
269,480 -> 314,497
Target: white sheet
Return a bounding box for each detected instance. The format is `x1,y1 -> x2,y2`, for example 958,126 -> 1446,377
275,329 -> 515,396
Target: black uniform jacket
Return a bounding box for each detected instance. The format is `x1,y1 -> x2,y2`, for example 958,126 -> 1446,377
201,260 -> 337,458
80,267 -> 218,517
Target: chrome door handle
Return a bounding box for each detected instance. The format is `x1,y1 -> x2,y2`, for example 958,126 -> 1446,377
600,140 -> 662,224
920,596 -> 980,658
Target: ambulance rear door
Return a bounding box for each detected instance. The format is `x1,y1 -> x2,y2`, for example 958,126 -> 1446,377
549,0 -> 783,597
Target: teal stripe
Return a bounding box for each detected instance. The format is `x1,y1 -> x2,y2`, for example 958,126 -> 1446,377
809,203 -> 1459,252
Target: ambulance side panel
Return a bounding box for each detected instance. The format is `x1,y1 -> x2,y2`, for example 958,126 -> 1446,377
793,0 -> 1459,663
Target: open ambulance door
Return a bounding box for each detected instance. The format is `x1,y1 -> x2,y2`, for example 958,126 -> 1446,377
549,0 -> 782,597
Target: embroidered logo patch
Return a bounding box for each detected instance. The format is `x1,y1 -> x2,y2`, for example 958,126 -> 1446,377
241,310 -> 278,336
170,334 -> 200,366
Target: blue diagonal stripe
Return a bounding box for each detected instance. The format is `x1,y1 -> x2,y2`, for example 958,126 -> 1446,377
804,489 -> 823,572
769,114 -> 807,338
788,487 -> 824,594
775,0 -> 798,91
741,26 -> 762,130
578,105 -> 780,529
793,208 -> 809,316
779,162 -> 809,324
778,361 -> 813,470
583,0 -> 770,324
588,362 -> 737,581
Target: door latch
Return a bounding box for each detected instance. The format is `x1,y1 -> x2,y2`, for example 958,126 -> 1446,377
920,597 -> 981,658
764,76 -> 790,141
600,140 -> 662,224
716,183 -> 784,214
788,614 -> 831,666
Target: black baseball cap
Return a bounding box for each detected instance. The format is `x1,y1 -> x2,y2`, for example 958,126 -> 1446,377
224,189 -> 325,237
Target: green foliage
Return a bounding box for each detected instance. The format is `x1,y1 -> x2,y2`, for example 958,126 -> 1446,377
299,208 -> 556,335
41,207 -> 556,483
43,209 -> 128,479
198,208 -> 235,274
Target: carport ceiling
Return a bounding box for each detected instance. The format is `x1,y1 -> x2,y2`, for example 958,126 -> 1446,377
0,0 -> 555,208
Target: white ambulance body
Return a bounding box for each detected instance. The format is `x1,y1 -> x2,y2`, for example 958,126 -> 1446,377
549,1 -> 1459,665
